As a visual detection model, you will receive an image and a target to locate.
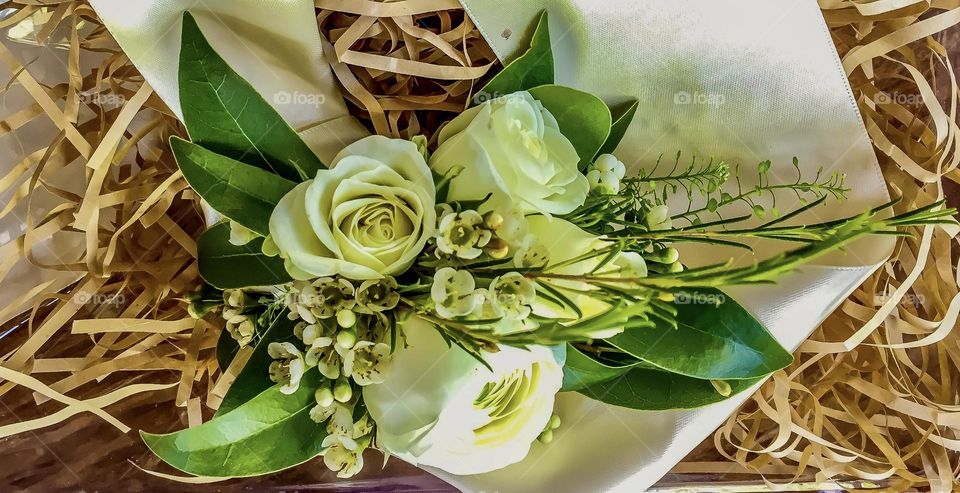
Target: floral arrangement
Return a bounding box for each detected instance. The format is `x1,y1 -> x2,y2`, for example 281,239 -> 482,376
144,12 -> 955,479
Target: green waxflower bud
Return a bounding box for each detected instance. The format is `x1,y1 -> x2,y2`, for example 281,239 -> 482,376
315,386 -> 335,408
645,247 -> 680,264
484,238 -> 510,259
336,310 -> 357,329
336,329 -> 357,350
333,378 -> 353,403
483,211 -> 504,230
538,429 -> 554,444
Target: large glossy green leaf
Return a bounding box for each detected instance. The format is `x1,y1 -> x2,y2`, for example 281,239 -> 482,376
171,137 -> 295,236
178,12 -> 325,181
476,10 -> 553,102
579,368 -> 761,410
142,370 -> 325,477
598,99 -> 639,156
528,85 -> 611,170
608,289 -> 792,380
216,313 -> 300,416
198,222 -> 291,289
561,344 -> 642,392
215,326 -> 239,372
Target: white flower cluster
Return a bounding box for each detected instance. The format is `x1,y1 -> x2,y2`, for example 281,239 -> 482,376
263,276 -> 399,478
268,277 -> 397,395
222,289 -> 256,345
434,205 -> 520,260
431,267 -> 538,334
586,154 -> 627,195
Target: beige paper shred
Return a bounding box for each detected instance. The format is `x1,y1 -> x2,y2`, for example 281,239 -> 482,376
0,0 -> 958,489
0,0 -> 214,470
316,0 -> 498,138
681,1 -> 960,490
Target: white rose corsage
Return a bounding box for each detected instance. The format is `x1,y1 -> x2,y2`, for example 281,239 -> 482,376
142,12 -> 956,480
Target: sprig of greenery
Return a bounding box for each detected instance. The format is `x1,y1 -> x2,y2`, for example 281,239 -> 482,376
399,289 -> 675,367
629,152 -> 730,202
531,200 -> 956,290
673,158 -> 849,224
565,157 -> 860,253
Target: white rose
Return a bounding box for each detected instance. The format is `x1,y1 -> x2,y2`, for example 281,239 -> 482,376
430,91 -> 589,215
269,135 -> 436,280
363,317 -> 563,475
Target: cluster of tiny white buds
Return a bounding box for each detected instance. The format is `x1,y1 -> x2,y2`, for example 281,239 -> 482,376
586,154 -> 627,195
222,289 -> 257,346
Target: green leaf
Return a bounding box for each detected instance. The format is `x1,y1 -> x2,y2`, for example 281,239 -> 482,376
528,85 -> 612,170
215,326 -> 239,372
198,222 -> 292,289
562,344 -> 641,392
597,99 -> 638,156
607,289 -> 792,380
142,370 -> 325,477
579,368 -> 761,410
707,198 -> 719,212
476,10 -> 553,102
758,160 -> 771,174
178,12 -> 325,181
216,313 -> 300,416
171,136 -> 295,236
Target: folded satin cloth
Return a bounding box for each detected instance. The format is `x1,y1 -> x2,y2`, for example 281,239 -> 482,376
87,0 -> 369,164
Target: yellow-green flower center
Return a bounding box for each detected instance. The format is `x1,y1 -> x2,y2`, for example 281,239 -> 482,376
472,363 -> 542,446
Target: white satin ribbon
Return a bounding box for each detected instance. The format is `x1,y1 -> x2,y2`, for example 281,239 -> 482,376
88,0 -> 368,164
437,1 -> 892,492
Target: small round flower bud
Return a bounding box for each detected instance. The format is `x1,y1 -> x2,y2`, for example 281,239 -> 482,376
483,212 -> 504,230
315,387 -> 334,408
485,238 -> 510,259
538,430 -> 554,443
336,330 -> 357,350
647,247 -> 680,264
668,261 -> 684,273
549,414 -> 561,430
336,309 -> 357,329
333,378 -> 353,403
662,247 -> 680,264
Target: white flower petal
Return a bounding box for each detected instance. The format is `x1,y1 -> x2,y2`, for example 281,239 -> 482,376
363,317 -> 564,476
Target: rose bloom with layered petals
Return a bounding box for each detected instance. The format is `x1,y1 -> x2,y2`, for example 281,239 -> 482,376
268,135 -> 436,280
430,91 -> 589,215
363,317 -> 564,475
